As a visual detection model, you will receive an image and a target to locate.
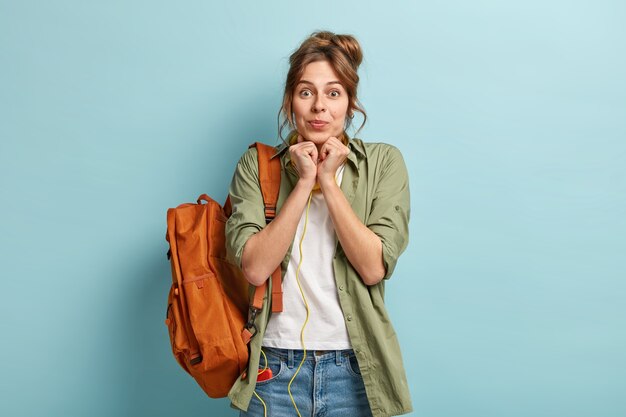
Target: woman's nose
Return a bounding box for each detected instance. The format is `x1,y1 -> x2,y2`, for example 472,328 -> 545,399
312,96 -> 326,112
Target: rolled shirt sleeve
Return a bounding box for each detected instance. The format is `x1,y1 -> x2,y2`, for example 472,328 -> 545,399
225,148 -> 266,269
365,145 -> 411,280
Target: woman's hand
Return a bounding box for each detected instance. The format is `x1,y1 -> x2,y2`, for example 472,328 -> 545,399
318,136 -> 350,188
289,134 -> 318,188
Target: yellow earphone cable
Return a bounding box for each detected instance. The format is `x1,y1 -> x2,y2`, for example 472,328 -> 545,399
287,191 -> 314,417
252,191 -> 314,417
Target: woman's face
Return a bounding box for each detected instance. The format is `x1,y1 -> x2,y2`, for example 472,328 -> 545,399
291,60 -> 349,147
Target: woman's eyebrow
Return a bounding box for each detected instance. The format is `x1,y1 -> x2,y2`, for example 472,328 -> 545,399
297,80 -> 342,86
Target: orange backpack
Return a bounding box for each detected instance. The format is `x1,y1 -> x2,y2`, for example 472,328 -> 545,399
164,142 -> 284,398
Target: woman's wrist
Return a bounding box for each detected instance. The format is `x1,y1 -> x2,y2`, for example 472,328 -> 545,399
318,175 -> 339,191
296,177 -> 316,191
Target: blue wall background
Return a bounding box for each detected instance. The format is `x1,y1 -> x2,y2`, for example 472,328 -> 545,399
1,1 -> 624,416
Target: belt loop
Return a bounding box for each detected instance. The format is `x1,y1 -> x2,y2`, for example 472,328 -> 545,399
336,350 -> 341,366
288,349 -> 294,368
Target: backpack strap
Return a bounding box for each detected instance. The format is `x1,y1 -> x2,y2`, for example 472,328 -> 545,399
249,142 -> 283,314
254,143 -> 281,223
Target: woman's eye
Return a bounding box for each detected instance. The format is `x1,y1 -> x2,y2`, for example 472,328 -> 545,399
329,90 -> 340,97
300,90 -> 312,97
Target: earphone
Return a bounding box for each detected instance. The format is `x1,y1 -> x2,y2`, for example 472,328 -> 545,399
253,190 -> 314,417
287,191 -> 314,416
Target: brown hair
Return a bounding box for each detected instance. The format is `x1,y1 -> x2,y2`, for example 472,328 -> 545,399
277,30 -> 367,145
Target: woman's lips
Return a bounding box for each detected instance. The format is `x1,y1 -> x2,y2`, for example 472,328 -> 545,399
309,120 -> 328,129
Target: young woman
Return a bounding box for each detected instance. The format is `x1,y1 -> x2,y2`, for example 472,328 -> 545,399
225,31 -> 412,417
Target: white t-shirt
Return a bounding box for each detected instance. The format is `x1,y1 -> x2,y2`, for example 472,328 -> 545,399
261,164 -> 351,350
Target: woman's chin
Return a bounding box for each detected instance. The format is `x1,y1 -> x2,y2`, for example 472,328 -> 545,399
302,131 -> 339,144
306,134 -> 327,143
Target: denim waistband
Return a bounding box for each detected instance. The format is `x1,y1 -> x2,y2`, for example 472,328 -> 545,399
260,346 -> 354,367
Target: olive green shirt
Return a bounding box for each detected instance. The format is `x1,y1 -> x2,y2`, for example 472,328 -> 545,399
225,133 -> 412,417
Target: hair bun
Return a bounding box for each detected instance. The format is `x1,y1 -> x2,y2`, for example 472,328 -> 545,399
311,31 -> 363,70
331,34 -> 363,69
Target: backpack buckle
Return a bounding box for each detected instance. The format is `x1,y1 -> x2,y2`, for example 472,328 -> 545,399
244,307 -> 259,339
264,206 -> 276,224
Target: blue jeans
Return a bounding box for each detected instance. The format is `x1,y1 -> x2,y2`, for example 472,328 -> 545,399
239,347 -> 373,417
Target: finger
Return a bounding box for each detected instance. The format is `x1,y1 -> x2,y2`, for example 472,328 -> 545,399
301,142 -> 316,156
310,145 -> 318,164
290,141 -> 314,154
324,136 -> 349,157
293,142 -> 317,164
318,142 -> 328,161
319,139 -> 337,159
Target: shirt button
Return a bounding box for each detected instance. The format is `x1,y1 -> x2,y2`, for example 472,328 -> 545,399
346,314 -> 353,321
339,285 -> 345,291
395,205 -> 401,211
